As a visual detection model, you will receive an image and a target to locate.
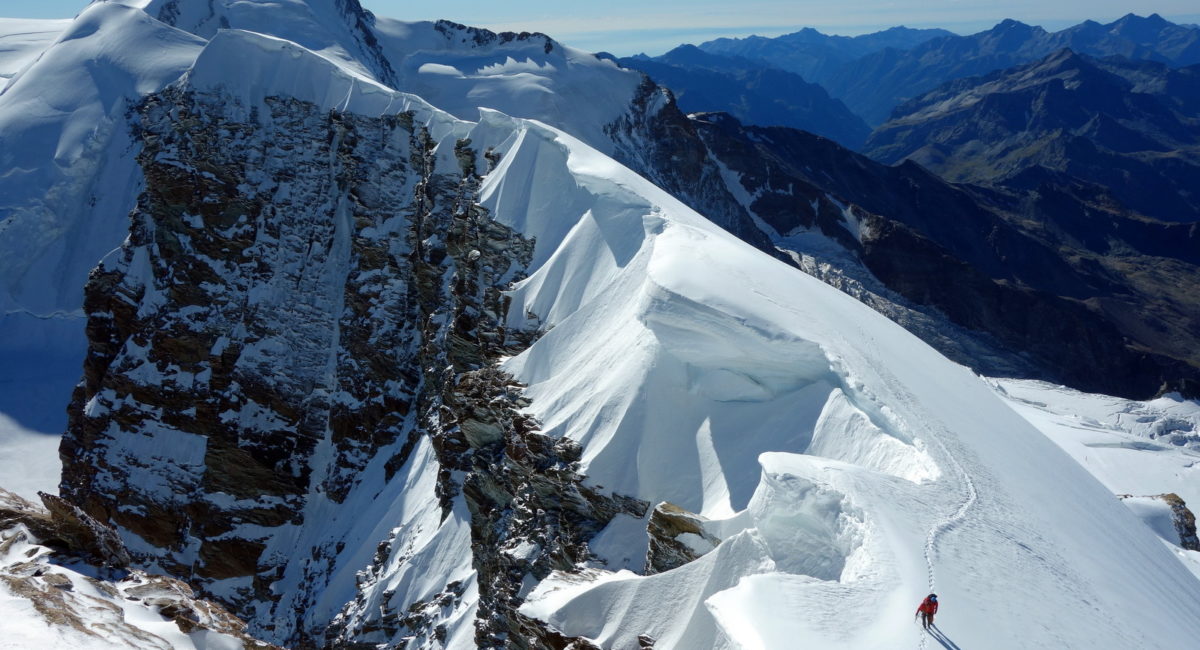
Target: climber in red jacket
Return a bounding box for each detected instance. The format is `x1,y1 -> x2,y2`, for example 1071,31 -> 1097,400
915,593 -> 938,630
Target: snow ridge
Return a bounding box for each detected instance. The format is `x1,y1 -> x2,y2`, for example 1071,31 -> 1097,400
858,335 -> 981,648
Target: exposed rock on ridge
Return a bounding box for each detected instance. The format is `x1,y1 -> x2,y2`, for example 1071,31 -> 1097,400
645,502 -> 721,574
0,488 -> 278,649
1161,493 -> 1200,552
60,79 -> 648,648
606,79 -> 779,256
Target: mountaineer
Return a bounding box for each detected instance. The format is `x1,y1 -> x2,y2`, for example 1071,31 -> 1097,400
915,593 -> 938,630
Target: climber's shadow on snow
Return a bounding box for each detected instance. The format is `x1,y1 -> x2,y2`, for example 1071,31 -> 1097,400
930,625 -> 963,650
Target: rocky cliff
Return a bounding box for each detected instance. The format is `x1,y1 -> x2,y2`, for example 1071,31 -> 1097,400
0,488 -> 278,648
58,72 -> 645,646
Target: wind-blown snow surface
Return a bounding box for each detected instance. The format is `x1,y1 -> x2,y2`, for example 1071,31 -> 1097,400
0,18 -> 68,92
476,122 -> 1200,647
0,3 -> 204,430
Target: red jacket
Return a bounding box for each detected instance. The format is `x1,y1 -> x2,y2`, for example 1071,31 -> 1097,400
917,596 -> 939,615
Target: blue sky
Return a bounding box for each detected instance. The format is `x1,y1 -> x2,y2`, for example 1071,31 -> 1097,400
6,1 -> 1200,55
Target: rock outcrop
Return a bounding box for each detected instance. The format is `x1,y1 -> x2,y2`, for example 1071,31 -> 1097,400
0,488 -> 278,649
433,368 -> 647,647
1119,492 -> 1200,552
645,502 -> 721,574
59,78 -> 647,647
0,489 -> 129,569
607,78 -> 779,256
1160,493 -> 1200,552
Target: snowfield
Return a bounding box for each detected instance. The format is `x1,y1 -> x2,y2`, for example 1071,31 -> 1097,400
994,379 -> 1200,580
0,414 -> 60,500
0,18 -> 69,92
476,115 -> 1200,648
0,1 -> 1198,649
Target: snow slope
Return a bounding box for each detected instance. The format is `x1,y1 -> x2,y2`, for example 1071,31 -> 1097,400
368,19 -> 641,154
0,3 -> 204,430
469,117 -> 1200,648
0,414 -> 60,500
124,0 -> 644,152
0,18 -> 68,92
994,379 -> 1200,579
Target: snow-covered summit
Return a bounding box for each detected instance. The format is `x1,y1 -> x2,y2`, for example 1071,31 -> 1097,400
0,0 -> 653,430
109,0 -> 643,151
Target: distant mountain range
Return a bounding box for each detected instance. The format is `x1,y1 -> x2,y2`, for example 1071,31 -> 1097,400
700,14 -> 1200,125
689,111 -> 1200,398
614,45 -> 871,149
577,18 -> 1200,396
865,49 -> 1200,222
699,25 -> 955,87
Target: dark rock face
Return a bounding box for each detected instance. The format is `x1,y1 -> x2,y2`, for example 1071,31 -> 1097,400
62,88 -> 451,628
687,112 -> 1200,399
606,79 -> 779,256
645,502 -> 720,574
433,19 -> 557,55
59,81 -> 650,648
856,216 -> 1200,398
437,368 -> 647,648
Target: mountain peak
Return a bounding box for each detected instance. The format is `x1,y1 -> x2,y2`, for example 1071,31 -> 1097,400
1109,12 -> 1174,37
1033,47 -> 1102,77
978,18 -> 1044,49
996,18 -> 1029,29
1115,12 -> 1171,25
982,18 -> 1043,40
775,26 -> 830,44
658,42 -> 726,67
665,43 -> 705,56
1045,46 -> 1082,63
